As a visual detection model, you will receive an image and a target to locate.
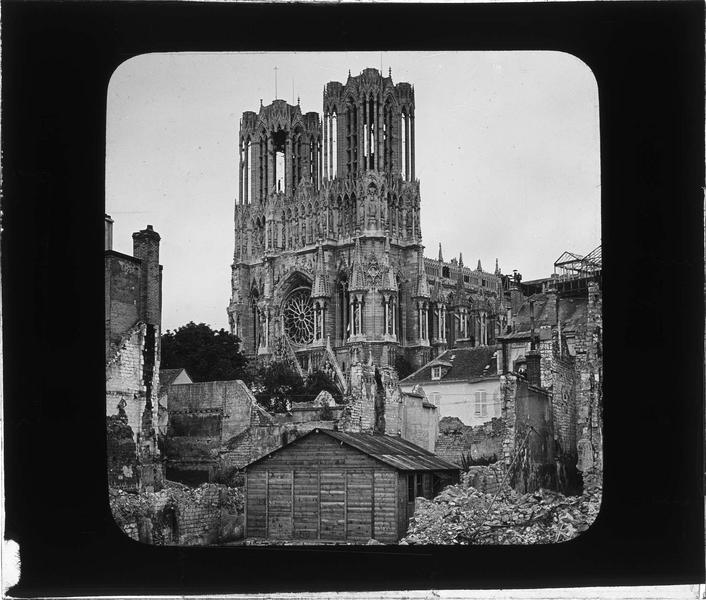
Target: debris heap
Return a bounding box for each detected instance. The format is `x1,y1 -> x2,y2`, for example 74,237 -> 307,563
402,473 -> 601,545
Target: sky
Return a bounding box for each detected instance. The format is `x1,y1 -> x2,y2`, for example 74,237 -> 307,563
106,51 -> 600,332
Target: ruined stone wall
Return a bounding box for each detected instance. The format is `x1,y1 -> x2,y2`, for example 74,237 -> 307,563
385,388 -> 438,453
106,323 -> 148,445
463,463 -> 506,495
574,280 -> 603,488
510,380 -> 555,494
105,252 -> 141,356
168,380 -> 253,442
110,483 -> 244,546
219,418 -> 338,473
549,353 -> 578,459
107,416 -> 140,492
339,362 -> 438,451
434,417 -> 505,467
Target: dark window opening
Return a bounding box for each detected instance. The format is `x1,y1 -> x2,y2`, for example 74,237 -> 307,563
442,266 -> 450,278
408,474 -> 415,502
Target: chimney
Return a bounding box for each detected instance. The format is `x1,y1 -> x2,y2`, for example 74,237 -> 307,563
529,299 -> 536,349
104,214 -> 114,251
526,350 -> 542,387
510,271 -> 523,316
132,225 -> 162,327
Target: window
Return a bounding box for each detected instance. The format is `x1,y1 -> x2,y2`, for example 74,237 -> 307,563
442,266 -> 450,278
474,391 -> 488,417
431,392 -> 441,406
408,474 -> 415,502
464,275 -> 470,283
431,366 -> 442,381
416,473 -> 424,498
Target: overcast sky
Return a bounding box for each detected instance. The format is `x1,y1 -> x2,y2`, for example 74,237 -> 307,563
106,51 -> 600,332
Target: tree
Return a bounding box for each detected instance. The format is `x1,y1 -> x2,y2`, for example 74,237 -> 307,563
161,322 -> 249,383
251,361 -> 306,413
251,362 -> 342,414
303,369 -> 342,404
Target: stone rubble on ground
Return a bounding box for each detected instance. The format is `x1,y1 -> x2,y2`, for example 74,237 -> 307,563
401,472 -> 601,545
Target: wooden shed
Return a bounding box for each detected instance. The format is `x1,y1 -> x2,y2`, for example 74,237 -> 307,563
243,428 -> 460,543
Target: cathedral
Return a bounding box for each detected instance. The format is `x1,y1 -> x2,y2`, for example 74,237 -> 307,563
227,68 -> 509,376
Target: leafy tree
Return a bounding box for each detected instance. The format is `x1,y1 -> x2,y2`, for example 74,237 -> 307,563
251,362 -> 342,413
303,369 -> 342,404
251,361 -> 306,413
394,355 -> 415,380
161,322 -> 249,383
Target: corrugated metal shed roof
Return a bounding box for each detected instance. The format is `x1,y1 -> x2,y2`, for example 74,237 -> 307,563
245,429 -> 461,472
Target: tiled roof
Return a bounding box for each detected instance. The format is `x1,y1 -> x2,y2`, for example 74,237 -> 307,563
244,429 -> 460,471
400,345 -> 500,385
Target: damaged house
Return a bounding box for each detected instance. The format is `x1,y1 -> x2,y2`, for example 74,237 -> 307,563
105,215 -> 164,492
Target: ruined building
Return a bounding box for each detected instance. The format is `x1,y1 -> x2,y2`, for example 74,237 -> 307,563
105,215 -> 164,492
227,68 -> 505,377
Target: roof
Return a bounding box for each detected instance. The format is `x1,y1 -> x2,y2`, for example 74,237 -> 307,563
159,368 -> 192,388
400,345 -> 500,385
245,429 -> 460,472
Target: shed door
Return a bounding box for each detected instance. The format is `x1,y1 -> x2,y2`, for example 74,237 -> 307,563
320,470 -> 345,540
267,471 -> 293,539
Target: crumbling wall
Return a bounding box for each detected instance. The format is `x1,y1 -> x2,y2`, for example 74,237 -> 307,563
107,416 -> 140,492
463,462 -> 506,495
510,380 -> 555,494
106,323 -> 148,444
110,483 -> 244,546
165,380 -> 254,484
105,253 -> 142,356
434,416 -> 505,466
574,280 -> 603,488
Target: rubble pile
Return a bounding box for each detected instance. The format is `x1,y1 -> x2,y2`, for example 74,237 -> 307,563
110,482 -> 244,545
402,476 -> 601,545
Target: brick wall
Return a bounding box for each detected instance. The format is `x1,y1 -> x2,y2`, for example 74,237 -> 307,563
462,463 -> 506,495
110,483 -> 244,546
434,416 -> 505,466
105,252 -> 141,356
106,323 -> 148,445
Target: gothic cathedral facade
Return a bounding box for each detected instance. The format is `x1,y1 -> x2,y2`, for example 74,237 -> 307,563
228,68 -> 507,375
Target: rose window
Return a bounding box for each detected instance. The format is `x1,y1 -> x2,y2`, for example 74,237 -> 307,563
283,287 -> 314,345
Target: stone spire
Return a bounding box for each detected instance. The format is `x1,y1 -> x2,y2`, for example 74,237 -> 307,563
477,259 -> 483,272
350,236 -> 367,292
438,243 -> 443,263
455,252 -> 467,306
311,242 -> 330,298
413,247 -> 430,298
495,258 -> 500,276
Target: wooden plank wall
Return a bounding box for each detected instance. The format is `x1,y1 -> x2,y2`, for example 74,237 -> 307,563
245,433 -> 402,543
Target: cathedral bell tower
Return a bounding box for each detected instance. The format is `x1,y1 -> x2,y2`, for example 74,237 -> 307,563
228,68 -> 424,374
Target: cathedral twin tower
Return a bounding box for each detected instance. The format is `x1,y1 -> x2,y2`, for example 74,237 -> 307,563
228,67 -> 502,375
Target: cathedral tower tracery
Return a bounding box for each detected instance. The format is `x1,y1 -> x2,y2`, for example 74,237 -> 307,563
228,68 -> 504,376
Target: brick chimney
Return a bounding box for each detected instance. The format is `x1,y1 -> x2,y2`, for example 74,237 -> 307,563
132,225 -> 162,327
526,350 -> 542,387
104,214 -> 114,251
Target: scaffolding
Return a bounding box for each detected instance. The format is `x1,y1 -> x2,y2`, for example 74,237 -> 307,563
553,245 -> 602,280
